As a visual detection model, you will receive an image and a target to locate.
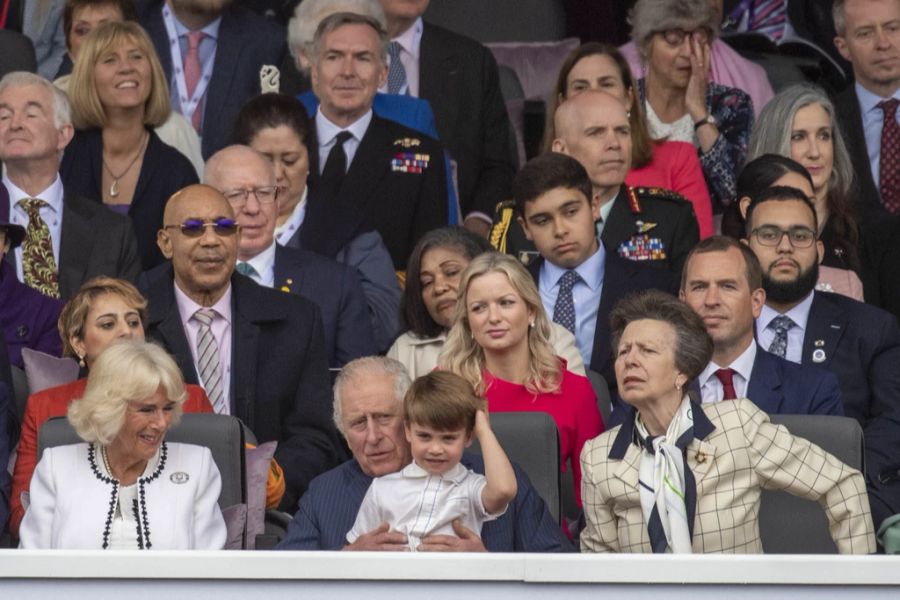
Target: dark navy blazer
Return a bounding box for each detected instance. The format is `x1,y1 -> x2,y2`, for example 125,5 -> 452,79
746,345 -> 844,416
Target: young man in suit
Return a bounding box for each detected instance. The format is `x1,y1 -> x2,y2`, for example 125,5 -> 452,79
303,11 -> 447,268
744,184 -> 900,529
512,152 -> 675,396
0,71 -> 140,300
831,0 -> 900,221
379,0 -> 516,234
680,235 -> 843,415
138,0 -> 286,158
204,144 -> 376,368
145,184 -> 340,509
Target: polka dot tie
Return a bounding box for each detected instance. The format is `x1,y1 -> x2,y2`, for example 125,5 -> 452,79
387,41 -> 407,95
767,315 -> 795,359
878,98 -> 900,214
552,270 -> 582,335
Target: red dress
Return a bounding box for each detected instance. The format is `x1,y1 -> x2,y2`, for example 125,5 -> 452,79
626,140 -> 714,239
9,379 -> 213,537
483,366 -> 604,507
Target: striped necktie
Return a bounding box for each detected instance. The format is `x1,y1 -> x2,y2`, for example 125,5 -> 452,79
192,308 -> 226,414
19,198 -> 60,298
750,0 -> 787,41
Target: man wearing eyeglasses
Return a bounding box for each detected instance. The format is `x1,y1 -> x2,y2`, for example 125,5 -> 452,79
146,183 -> 341,510
743,184 -> 900,532
204,145 -> 376,368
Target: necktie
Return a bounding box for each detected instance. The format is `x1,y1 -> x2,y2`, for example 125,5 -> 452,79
19,198 -> 59,298
878,98 -> 900,214
319,130 -> 353,203
750,0 -> 787,41
387,41 -> 408,95
552,270 -> 582,334
183,30 -> 207,132
193,308 -> 226,414
767,315 -> 795,359
235,261 -> 257,278
714,368 -> 737,400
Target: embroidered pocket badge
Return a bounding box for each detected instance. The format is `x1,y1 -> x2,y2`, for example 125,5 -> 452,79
391,151 -> 430,173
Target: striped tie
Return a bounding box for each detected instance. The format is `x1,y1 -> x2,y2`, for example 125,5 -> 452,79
750,0 -> 787,41
19,198 -> 60,298
193,308 -> 226,414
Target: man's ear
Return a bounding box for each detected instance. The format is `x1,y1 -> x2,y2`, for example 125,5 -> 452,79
517,215 -> 534,241
816,239 -> 825,265
157,229 -> 174,259
551,139 -> 566,154
750,287 -> 766,319
57,123 -> 74,151
739,196 -> 751,219
834,36 -> 850,62
404,422 -> 413,444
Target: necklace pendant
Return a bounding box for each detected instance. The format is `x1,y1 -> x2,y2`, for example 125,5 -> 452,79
109,179 -> 120,198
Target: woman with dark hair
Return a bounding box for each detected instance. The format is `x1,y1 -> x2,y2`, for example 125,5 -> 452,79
580,290 -> 873,553
545,42 -> 713,237
232,92 -> 401,351
389,227 -> 584,379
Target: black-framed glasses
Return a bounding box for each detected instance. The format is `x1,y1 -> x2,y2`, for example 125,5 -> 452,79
163,218 -> 240,238
750,225 -> 817,248
222,186 -> 278,207
657,27 -> 711,46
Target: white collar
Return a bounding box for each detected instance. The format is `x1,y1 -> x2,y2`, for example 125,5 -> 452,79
241,241 -> 276,282
540,242 -> 605,293
700,340 -> 756,389
401,460 -> 468,484
855,81 -> 900,116
315,107 -> 373,147
759,290 -> 814,334
392,17 -> 423,59
4,173 -> 64,213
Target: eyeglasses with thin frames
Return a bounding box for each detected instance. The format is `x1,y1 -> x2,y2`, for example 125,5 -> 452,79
749,225 -> 817,248
162,218 -> 240,238
222,186 -> 279,208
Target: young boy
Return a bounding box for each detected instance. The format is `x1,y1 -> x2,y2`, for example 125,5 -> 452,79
346,371 -> 517,551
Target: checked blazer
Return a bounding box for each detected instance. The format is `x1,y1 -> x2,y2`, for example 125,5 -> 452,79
580,399 -> 875,554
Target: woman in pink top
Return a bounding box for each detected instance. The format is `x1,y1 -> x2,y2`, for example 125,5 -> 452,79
545,43 -> 713,238
439,253 -> 604,511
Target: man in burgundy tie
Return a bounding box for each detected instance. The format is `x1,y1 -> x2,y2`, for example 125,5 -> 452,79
679,235 -> 843,416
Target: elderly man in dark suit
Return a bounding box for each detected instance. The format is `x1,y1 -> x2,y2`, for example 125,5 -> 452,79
0,71 -> 140,300
137,0 -> 285,159
745,184 -> 900,530
277,356 -> 567,552
204,144 -> 377,368
680,235 -> 843,416
303,11 -> 447,269
379,0 -> 516,235
143,184 -> 339,508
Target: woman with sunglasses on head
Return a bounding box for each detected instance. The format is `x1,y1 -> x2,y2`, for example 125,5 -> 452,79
9,277 -> 213,539
60,20 -> 198,271
626,0 -> 753,213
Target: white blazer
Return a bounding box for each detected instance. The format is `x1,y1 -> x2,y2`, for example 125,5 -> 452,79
19,442 -> 227,550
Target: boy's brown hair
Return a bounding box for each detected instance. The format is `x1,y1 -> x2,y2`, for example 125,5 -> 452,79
404,371 -> 484,434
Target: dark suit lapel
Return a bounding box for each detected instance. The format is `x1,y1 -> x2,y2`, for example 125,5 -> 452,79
801,292 -> 847,369
145,272 -> 199,386
599,186 -> 633,251
230,276 -> 260,427
746,349 -> 783,413
202,9 -> 242,139
590,251 -> 628,376
339,116 -> 392,212
834,87 -> 879,210
418,24 -> 459,135
58,194 -> 93,299
274,246 -> 305,294
145,3 -> 173,78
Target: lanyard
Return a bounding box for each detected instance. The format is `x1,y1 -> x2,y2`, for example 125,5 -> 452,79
162,4 -> 216,124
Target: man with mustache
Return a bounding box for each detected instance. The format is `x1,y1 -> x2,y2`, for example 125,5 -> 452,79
680,235 -> 842,415
142,184 -> 341,510
744,184 -> 900,531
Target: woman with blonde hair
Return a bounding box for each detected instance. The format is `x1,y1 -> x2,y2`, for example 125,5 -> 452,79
60,19 -> 198,270
19,340 -> 227,549
439,252 -> 603,511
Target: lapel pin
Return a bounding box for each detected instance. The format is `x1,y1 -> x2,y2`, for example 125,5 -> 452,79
814,339 -> 825,347
694,452 -> 707,463
812,349 -> 826,363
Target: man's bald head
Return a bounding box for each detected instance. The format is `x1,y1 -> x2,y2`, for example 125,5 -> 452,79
551,90 -> 632,203
204,145 -> 276,189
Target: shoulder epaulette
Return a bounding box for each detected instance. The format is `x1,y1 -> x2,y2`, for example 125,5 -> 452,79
627,185 -> 692,205
489,199 -> 516,254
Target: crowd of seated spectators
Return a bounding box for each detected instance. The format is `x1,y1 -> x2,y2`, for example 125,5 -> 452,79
1,0 -> 900,556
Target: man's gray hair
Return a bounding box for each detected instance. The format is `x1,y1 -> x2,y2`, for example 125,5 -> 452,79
288,0 -> 387,72
629,0 -> 719,61
832,0 -> 848,36
333,356 -> 411,434
311,11 -> 389,67
0,71 -> 72,128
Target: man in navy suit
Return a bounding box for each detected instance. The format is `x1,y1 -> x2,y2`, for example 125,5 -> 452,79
511,153 -> 676,396
680,235 -> 843,415
138,0 -> 285,159
204,145 -> 376,368
277,356 -> 567,552
744,184 -> 900,529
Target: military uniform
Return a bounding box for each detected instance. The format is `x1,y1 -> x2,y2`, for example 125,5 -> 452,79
490,184 -> 699,275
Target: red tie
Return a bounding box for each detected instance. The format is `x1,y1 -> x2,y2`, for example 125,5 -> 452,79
184,31 -> 206,133
879,98 -> 900,214
714,368 -> 737,400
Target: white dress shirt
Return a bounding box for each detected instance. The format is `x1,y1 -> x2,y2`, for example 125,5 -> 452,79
756,292 -> 815,364
381,17 -> 424,97
315,108 -> 373,173
699,342 -> 757,404
856,82 -> 900,191
238,241 -> 276,287
3,174 -> 64,282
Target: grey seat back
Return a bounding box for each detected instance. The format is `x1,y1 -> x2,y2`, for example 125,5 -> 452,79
760,414 -> 864,553
38,413 -> 246,509
470,411 -> 560,524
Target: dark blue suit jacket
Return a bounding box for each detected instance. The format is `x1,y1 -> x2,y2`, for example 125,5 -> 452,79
138,0 -> 285,159
801,291 -> 900,528
747,345 -> 844,416
276,453 -> 570,552
273,245 -> 376,368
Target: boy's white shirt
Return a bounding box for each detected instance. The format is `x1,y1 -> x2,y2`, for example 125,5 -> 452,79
346,460 -> 507,551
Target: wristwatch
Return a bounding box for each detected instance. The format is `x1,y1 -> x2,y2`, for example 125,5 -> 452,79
694,114 -> 717,131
